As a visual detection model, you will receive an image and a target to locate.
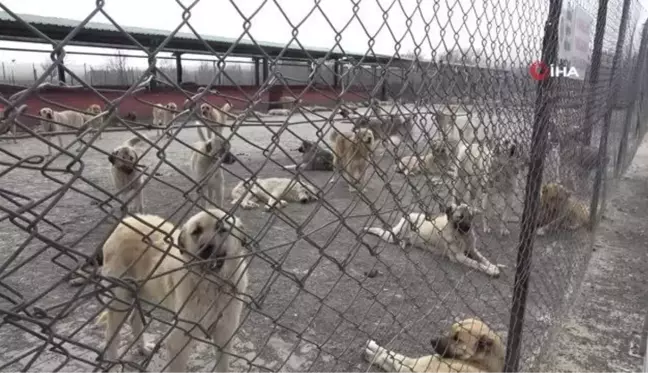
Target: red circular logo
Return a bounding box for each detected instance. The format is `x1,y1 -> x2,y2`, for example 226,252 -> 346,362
529,61 -> 550,81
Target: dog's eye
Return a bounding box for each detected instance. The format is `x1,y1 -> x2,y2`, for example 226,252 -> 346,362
191,225 -> 203,236
452,334 -> 459,341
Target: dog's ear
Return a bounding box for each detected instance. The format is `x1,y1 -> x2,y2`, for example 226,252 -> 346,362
445,204 -> 455,216
177,229 -> 186,253
108,151 -> 117,165
475,335 -> 495,354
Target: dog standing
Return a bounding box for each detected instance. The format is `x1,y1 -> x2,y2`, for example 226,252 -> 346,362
330,127 -> 376,192
454,139 -> 525,236
198,102 -> 232,140
364,318 -> 505,372
363,203 -> 501,277
39,107 -> 90,156
85,104 -> 104,139
191,131 -> 237,208
108,135 -> 149,214
284,139 -> 334,171
100,208 -> 249,372
231,177 -> 319,211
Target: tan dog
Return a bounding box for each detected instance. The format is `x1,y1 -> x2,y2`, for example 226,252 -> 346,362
85,104 -> 104,139
198,102 -> 232,140
363,203 -> 501,277
39,107 -> 89,156
100,208 -> 249,372
330,127 -> 376,192
537,182 -> 591,235
155,102 -> 177,137
364,318 -> 505,372
108,136 -> 148,214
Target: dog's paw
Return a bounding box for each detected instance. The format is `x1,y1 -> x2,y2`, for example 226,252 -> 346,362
536,227 -> 547,236
487,265 -> 501,278
363,339 -> 380,362
482,225 -> 492,234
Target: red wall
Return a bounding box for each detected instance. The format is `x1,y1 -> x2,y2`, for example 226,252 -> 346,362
0,83 -> 368,127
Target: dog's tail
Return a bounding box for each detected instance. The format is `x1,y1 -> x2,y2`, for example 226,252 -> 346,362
362,226 -> 397,243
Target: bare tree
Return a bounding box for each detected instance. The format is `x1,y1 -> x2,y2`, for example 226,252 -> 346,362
106,50 -> 129,85
40,59 -> 57,82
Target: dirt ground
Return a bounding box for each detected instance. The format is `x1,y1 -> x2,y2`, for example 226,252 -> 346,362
0,104 -> 630,371
535,135 -> 648,372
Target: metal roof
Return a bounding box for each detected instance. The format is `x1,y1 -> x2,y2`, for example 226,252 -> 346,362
0,12 -> 396,64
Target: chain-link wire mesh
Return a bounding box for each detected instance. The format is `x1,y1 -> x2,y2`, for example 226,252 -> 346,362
0,0 -> 646,371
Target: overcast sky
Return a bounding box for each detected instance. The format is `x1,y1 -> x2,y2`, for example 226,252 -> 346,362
0,0 -> 646,73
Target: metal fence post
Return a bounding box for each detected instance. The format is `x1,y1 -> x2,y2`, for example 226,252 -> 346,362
55,50 -> 65,85
503,0 -> 562,370
617,22 -> 648,175
589,0 -> 633,225
582,0 -> 612,145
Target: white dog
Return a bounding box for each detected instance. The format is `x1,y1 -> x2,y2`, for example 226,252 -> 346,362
100,208 -> 249,372
152,102 -> 177,137
108,135 -> 149,214
231,177 -> 319,211
454,138 -> 525,236
39,107 -> 94,156
363,203 -> 501,277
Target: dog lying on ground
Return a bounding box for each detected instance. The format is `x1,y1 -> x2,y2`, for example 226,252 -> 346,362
364,318 -> 505,372
231,177 -> 319,211
191,131 -> 237,208
39,107 -> 93,156
108,135 -> 150,214
454,138 -> 525,236
536,182 -> 591,235
284,139 -> 334,171
363,203 -> 502,277
330,127 -> 376,192
99,208 -> 249,372
198,102 -> 232,140
395,140 -> 455,176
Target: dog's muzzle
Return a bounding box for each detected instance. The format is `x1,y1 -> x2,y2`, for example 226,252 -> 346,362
430,337 -> 456,358
211,251 -> 227,271
454,221 -> 472,234
222,151 -> 236,165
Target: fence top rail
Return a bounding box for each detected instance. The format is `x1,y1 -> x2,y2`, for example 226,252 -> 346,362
0,12 -> 397,64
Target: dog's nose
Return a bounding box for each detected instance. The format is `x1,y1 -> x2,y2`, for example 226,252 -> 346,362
199,244 -> 214,260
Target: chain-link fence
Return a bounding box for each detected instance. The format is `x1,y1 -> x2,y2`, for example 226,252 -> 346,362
0,0 -> 646,371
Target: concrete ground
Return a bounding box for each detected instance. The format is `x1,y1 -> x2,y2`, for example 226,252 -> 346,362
0,103 -> 634,372
536,135 -> 648,372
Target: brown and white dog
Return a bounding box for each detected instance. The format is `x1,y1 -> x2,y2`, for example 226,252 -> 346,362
364,318 -> 505,372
